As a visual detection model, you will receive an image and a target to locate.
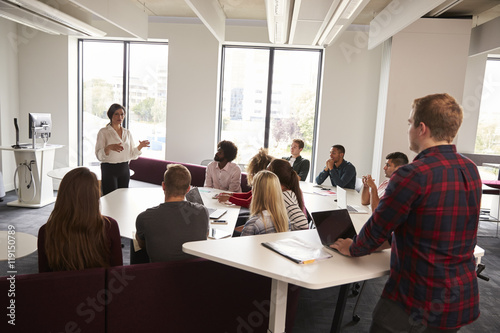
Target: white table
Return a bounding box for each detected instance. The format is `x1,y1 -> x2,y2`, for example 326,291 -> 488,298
184,229 -> 391,333
47,165 -> 134,180
0,231 -> 38,261
100,187 -> 241,239
184,183 -> 486,333
300,182 -> 370,230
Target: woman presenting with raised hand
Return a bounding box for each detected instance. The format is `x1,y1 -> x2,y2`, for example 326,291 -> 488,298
95,103 -> 150,195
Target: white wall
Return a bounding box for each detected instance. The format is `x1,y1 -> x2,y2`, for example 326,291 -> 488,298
376,18 -> 472,181
0,19 -> 20,190
149,21 -> 221,164
17,32 -> 77,170
314,30 -> 383,180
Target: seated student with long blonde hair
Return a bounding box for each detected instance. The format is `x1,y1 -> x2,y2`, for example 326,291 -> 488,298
38,167 -> 123,272
241,170 -> 290,236
268,159 -> 309,230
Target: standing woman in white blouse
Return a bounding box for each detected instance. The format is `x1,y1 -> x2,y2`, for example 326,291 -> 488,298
95,104 -> 150,195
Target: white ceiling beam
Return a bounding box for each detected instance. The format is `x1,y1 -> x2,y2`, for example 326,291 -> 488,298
68,0 -> 148,40
288,0 -> 302,44
185,0 -> 226,43
322,0 -> 370,46
367,0 -> 446,50
469,15 -> 500,56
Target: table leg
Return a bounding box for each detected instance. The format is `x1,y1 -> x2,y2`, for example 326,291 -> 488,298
330,283 -> 351,333
268,279 -> 288,333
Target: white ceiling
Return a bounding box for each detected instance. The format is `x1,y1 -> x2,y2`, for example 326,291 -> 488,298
132,0 -> 500,25
5,1 -> 500,46
128,0 -> 500,46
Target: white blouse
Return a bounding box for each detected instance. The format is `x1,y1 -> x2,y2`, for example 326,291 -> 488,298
95,124 -> 142,164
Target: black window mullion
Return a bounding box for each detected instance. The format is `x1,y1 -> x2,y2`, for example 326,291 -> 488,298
123,42 -> 130,128
217,46 -> 227,144
264,48 -> 275,148
310,49 -> 323,182
77,39 -> 84,166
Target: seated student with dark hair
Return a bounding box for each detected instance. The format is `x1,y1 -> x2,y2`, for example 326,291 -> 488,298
135,164 -> 209,262
217,148 -> 273,207
315,144 -> 356,189
204,140 -> 242,192
361,151 -> 409,212
268,159 -> 308,231
283,139 -> 310,180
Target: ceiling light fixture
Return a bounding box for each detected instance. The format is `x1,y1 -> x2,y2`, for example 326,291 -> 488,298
265,0 -> 292,44
0,0 -> 106,37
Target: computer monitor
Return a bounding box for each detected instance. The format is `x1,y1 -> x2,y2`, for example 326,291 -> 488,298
29,113 -> 52,139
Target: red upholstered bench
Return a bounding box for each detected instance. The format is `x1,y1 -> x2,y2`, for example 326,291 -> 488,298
0,260 -> 299,332
105,258 -> 298,333
0,268 -> 106,333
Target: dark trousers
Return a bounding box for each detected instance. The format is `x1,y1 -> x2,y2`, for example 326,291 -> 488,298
370,297 -> 459,333
101,162 -> 130,196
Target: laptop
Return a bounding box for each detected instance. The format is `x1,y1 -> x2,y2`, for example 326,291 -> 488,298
185,187 -> 227,219
311,209 -> 357,248
336,186 -> 368,214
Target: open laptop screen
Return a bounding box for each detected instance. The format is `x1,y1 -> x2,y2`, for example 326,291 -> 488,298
312,209 -> 357,246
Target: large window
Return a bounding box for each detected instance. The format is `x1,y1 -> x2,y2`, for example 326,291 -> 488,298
78,40 -> 168,166
475,56 -> 500,155
219,46 -> 322,180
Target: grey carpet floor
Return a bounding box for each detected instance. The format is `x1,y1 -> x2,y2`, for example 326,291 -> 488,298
1,190 -> 499,332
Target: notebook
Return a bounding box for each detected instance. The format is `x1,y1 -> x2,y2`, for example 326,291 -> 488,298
185,187 -> 227,219
336,186 -> 368,214
311,209 -> 357,248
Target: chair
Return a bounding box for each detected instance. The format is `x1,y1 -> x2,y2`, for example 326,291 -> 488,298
355,177 -> 363,193
200,159 -> 212,166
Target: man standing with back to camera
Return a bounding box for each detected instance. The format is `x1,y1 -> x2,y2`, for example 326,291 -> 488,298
333,93 -> 481,332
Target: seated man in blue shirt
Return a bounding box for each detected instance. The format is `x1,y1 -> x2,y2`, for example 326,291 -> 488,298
315,144 -> 356,189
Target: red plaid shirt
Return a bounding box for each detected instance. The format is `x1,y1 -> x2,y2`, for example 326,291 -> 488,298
350,145 -> 481,329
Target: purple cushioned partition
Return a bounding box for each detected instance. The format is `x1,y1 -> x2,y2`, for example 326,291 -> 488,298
0,268 -> 106,333
129,157 -> 169,185
129,157 -> 206,187
179,162 -> 208,188
106,258 -> 297,333
130,156 -> 251,191
482,180 -> 500,195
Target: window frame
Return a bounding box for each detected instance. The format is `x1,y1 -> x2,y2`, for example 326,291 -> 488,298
217,45 -> 323,181
77,39 -> 169,165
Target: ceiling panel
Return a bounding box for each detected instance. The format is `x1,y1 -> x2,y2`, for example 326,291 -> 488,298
292,20 -> 324,44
